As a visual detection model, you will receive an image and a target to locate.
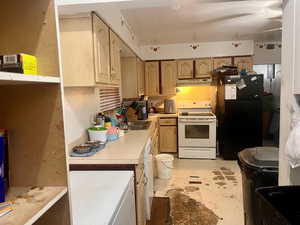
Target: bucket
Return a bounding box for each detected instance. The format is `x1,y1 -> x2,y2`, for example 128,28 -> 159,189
88,127 -> 107,143
155,154 -> 174,179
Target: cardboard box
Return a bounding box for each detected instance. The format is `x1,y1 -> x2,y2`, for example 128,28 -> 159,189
0,53 -> 37,75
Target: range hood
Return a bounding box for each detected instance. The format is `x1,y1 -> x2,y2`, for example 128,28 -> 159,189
176,77 -> 212,87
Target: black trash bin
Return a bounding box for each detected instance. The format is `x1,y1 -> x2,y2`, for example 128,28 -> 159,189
238,147 -> 279,225
256,186 -> 300,225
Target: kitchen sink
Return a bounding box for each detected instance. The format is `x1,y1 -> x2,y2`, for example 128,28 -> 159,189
128,121 -> 151,130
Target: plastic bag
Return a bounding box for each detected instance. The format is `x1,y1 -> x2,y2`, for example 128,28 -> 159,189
285,120 -> 300,168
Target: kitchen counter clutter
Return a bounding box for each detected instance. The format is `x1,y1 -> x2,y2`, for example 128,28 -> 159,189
69,116 -> 163,165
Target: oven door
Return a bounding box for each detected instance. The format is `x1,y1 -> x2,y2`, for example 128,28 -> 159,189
178,118 -> 216,147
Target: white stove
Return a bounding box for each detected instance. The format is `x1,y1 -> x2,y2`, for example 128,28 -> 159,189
178,101 -> 217,159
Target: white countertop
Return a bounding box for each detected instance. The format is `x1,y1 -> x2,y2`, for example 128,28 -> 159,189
69,171 -> 134,225
68,116 -> 160,165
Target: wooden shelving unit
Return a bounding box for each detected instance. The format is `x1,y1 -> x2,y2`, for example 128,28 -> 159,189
0,0 -> 70,224
0,72 -> 61,85
3,186 -> 67,225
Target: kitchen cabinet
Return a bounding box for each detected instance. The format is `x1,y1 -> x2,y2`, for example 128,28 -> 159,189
145,61 -> 160,96
60,13 -> 116,87
122,57 -> 145,98
234,56 -> 253,73
69,171 -> 136,225
136,171 -> 146,225
177,60 -> 194,79
161,61 -> 177,95
195,58 -> 213,78
159,118 -> 177,153
213,57 -> 232,70
137,58 -> 145,96
110,30 -> 121,85
93,13 -> 111,84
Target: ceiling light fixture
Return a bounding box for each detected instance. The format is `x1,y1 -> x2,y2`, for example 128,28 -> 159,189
150,47 -> 160,52
232,42 -> 242,48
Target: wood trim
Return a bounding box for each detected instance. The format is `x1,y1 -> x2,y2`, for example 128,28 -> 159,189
69,164 -> 135,171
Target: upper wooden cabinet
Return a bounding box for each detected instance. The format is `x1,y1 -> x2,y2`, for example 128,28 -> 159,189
145,61 -> 160,96
177,60 -> 194,79
195,58 -> 213,78
213,57 -> 232,70
109,30 -> 121,85
137,58 -> 145,96
93,13 -> 110,84
59,13 -> 119,87
161,61 -> 177,95
234,56 -> 253,72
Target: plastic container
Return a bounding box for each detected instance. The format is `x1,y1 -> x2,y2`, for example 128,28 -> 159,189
155,154 -> 174,179
238,146 -> 279,225
88,127 -> 107,143
256,186 -> 300,225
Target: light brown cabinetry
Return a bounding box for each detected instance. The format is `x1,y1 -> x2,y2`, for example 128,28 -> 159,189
161,61 -> 177,95
177,60 -> 194,79
92,13 -> 110,84
195,58 -> 213,78
234,56 -> 253,72
109,30 -> 121,85
145,61 -> 160,96
159,118 -> 177,153
60,13 -> 119,87
213,57 -> 232,70
136,172 -> 146,225
121,57 -> 145,98
137,58 -> 145,96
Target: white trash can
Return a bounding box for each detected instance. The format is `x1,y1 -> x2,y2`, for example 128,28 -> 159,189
155,154 -> 174,179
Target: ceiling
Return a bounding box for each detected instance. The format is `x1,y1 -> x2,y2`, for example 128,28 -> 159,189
115,0 -> 282,45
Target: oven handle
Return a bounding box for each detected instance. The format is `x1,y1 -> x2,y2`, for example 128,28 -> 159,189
179,119 -> 216,123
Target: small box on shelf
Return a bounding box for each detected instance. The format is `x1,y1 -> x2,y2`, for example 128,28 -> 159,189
0,54 -> 37,75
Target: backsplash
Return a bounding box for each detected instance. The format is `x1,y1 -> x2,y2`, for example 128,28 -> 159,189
149,86 -> 217,112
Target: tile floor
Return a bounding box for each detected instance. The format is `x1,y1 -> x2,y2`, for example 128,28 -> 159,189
154,158 -> 244,225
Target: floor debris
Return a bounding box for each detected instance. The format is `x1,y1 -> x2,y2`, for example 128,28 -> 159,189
167,189 -> 219,225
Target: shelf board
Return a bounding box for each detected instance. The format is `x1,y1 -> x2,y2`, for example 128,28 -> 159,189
0,72 -> 61,85
1,186 -> 67,225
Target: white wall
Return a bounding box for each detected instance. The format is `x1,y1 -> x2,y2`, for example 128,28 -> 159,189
279,0 -> 300,185
63,88 -> 97,146
57,1 -> 143,58
253,44 -> 282,65
140,40 -> 254,60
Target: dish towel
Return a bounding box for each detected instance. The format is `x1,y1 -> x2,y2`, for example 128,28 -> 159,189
286,120 -> 300,168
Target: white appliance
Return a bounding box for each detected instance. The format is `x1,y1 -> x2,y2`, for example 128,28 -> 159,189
178,101 -> 217,159
144,138 -> 154,220
69,171 -> 136,225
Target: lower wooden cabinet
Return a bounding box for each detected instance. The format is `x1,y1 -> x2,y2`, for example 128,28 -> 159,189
136,172 -> 146,225
159,118 -> 178,153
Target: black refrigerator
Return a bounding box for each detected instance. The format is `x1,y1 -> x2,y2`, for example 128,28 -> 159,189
217,74 -> 263,160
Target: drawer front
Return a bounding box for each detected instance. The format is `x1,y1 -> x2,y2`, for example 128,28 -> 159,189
159,118 -> 177,126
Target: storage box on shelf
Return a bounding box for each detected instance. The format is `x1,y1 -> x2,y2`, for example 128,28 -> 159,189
0,0 -> 69,224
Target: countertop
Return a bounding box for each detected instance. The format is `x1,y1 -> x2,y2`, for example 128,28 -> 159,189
149,113 -> 178,118
68,116 -> 160,165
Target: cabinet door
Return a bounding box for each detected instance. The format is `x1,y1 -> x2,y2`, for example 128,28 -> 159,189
145,61 -> 160,96
110,30 -> 121,85
234,56 -> 253,72
161,61 -> 177,95
92,13 -> 110,84
60,15 -> 95,87
136,173 -> 146,225
159,126 -> 177,153
137,58 -> 145,96
213,57 -> 232,70
112,178 -> 136,225
177,60 -> 193,79
121,57 -> 138,98
195,58 -> 213,78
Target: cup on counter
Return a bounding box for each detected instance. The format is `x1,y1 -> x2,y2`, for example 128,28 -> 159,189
88,127 -> 107,143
